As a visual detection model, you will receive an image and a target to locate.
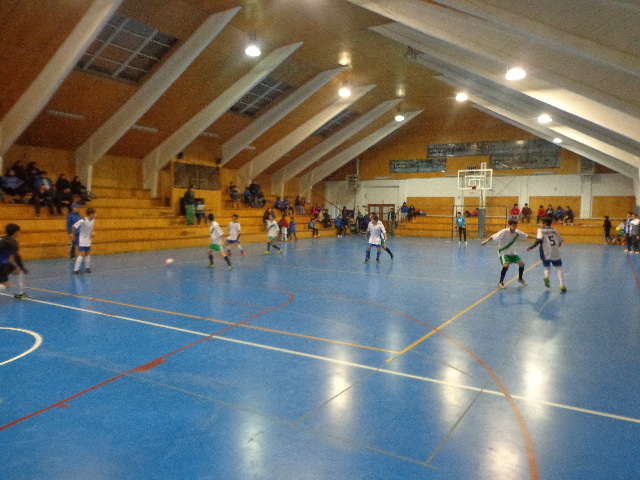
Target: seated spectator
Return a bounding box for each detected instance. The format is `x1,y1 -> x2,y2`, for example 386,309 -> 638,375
70,176 -> 90,203
294,196 -> 305,215
8,160 -> 27,184
274,196 -> 284,213
400,202 -> 409,221
308,217 -> 318,237
58,187 -> 74,213
311,203 -> 320,219
321,209 -> 332,228
470,208 -> 478,217
554,205 -> 565,223
520,203 -> 532,223
243,187 -> 251,206
536,205 -> 546,224
546,205 -> 555,220
55,173 -> 71,193
228,182 -> 240,207
25,162 -> 41,190
564,206 -> 574,225
509,203 -> 520,221
282,197 -> 291,215
407,205 -> 415,222
34,171 -> 62,215
1,169 -> 26,201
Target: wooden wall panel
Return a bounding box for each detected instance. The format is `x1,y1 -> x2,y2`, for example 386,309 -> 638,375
406,196 -> 454,216
592,196 -> 636,219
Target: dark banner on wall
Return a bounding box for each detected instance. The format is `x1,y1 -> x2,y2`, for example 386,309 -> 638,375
390,158 -> 446,173
173,162 -> 220,190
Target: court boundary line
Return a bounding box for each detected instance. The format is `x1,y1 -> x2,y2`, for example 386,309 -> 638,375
0,327 -> 43,365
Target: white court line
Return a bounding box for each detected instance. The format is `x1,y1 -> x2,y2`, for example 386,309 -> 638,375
0,327 -> 43,365
4,292 -> 639,425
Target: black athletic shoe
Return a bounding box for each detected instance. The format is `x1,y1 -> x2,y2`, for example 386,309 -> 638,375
85,268 -> 92,273
73,270 -> 82,275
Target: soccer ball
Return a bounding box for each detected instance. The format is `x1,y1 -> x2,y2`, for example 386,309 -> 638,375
165,258 -> 174,265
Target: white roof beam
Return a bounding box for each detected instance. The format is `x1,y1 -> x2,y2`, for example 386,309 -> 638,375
299,110 -> 422,194
271,99 -> 401,194
0,0 -> 123,157
75,7 -> 240,185
236,84 -> 376,187
221,66 -> 345,164
142,42 -> 302,194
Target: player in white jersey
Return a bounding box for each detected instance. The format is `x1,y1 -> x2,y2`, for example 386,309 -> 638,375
527,217 -> 566,292
72,207 -> 95,275
226,214 -> 246,257
481,219 -> 529,288
208,213 -> 232,270
264,212 -> 282,254
364,213 -> 386,263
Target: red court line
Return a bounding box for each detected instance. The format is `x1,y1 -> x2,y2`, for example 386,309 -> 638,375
626,254 -> 640,292
0,289 -> 294,431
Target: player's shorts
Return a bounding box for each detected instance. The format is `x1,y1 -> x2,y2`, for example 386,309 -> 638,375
542,259 -> 562,267
280,227 -> 288,234
268,236 -> 276,241
209,244 -> 222,252
0,263 -> 17,283
499,254 -> 521,265
78,246 -> 91,253
368,242 -> 382,248
226,239 -> 240,244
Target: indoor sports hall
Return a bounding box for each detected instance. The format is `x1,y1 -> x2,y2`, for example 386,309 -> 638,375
1,1 -> 640,479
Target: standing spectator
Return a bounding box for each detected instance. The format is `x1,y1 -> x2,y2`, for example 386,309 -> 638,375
509,203 -> 520,222
564,206 -> 574,225
536,205 -> 546,224
288,217 -> 297,242
554,205 -> 565,223
334,216 -> 343,236
362,211 -> 371,232
622,213 -> 633,252
603,216 -> 613,245
195,199 -> 205,225
72,207 -> 96,274
228,182 -> 240,208
520,203 -> 532,223
481,219 -> 529,289
456,211 -> 467,244
407,205 -> 415,222
243,186 -> 251,206
183,186 -> 196,225
630,213 -> 640,253
66,204 -> 82,259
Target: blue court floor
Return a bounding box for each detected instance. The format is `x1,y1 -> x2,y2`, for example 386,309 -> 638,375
1,235 -> 639,479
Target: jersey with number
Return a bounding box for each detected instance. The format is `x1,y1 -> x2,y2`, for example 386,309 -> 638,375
536,226 -> 563,261
209,221 -> 223,245
73,217 -> 95,247
227,221 -> 241,241
491,228 -> 528,255
367,221 -> 385,245
266,219 -> 279,237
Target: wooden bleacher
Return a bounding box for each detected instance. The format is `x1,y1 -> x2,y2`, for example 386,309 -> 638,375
394,214 -> 611,244
0,188 -> 337,260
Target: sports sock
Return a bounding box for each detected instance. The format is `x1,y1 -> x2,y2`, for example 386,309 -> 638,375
84,255 -> 91,268
273,243 -> 281,250
385,247 -> 393,257
74,255 -> 83,271
557,267 -> 565,286
365,250 -> 370,260
544,267 -> 550,278
208,254 -> 214,265
224,255 -> 231,266
500,266 -> 509,283
16,272 -> 24,294
266,243 -> 270,251
518,265 -> 524,280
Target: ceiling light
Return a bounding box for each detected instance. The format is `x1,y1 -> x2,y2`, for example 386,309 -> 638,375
395,114 -> 405,122
245,33 -> 261,57
505,67 -> 526,80
538,114 -> 552,123
552,137 -> 562,144
338,86 -> 351,98
455,93 -> 468,102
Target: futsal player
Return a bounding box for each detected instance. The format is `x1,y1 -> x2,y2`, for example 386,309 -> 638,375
72,207 -> 95,275
225,214 -> 246,257
0,223 -> 29,299
264,212 -> 282,254
208,213 -> 232,270
527,217 -> 566,292
481,219 -> 528,288
456,211 -> 467,244
364,213 -> 385,263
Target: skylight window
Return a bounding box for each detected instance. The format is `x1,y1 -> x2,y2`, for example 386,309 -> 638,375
229,76 -> 292,117
76,14 -> 177,83
313,109 -> 358,137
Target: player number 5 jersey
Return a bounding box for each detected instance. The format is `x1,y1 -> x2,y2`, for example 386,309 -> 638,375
536,226 -> 563,261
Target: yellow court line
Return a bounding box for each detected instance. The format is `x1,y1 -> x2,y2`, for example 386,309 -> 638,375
26,287 -> 397,354
6,292 -> 639,426
388,261 -> 542,362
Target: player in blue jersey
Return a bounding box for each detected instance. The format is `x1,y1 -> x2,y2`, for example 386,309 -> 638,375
65,203 -> 82,259
527,217 -> 566,292
455,211 -> 467,244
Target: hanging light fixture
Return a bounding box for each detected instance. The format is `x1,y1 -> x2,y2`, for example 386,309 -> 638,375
338,83 -> 351,98
245,33 -> 261,57
538,113 -> 553,123
505,67 -> 526,80
395,113 -> 405,122
455,92 -> 469,102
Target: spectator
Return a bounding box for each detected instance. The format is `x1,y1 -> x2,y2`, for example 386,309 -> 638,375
520,203 -> 532,223
510,203 -> 520,222
400,202 -> 409,221
25,162 -> 41,190
407,205 -> 415,222
334,216 -> 343,236
33,171 -> 61,216
308,217 -> 318,237
70,176 -> 90,204
1,169 -> 26,201
8,160 -> 27,184
55,173 -> 71,193
274,196 -> 284,213
183,185 -> 196,225
536,205 -> 546,224
554,205 -> 565,223
546,205 -> 555,220
228,182 -> 240,208
58,187 -> 74,213
282,197 -> 291,215
564,206 -> 574,225
243,186 -> 251,206
294,196 -> 305,215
